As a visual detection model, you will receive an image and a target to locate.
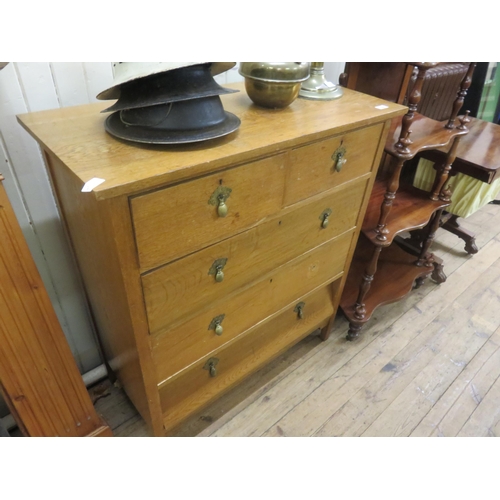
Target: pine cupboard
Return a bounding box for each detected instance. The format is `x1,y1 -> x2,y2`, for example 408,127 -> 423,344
0,176 -> 111,437
18,83 -> 406,435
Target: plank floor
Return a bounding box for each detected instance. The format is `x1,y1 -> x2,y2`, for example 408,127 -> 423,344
92,198 -> 500,437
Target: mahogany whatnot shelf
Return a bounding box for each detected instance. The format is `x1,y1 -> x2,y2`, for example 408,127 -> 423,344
362,180 -> 450,246
384,112 -> 469,158
340,233 -> 434,336
339,62 -> 475,340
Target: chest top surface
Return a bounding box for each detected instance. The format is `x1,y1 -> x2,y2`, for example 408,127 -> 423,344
17,82 -> 406,200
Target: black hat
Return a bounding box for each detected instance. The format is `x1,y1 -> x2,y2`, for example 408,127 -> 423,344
101,63 -> 238,113
99,62 -> 240,145
105,95 -> 240,144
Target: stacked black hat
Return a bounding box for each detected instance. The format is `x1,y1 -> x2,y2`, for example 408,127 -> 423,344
97,62 -> 241,144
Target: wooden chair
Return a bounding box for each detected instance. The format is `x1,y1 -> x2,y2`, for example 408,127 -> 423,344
339,62 -> 474,340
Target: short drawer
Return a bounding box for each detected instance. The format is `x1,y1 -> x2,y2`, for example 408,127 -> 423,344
151,230 -> 353,383
158,283 -> 338,432
284,123 -> 384,206
131,154 -> 286,271
142,176 -> 368,334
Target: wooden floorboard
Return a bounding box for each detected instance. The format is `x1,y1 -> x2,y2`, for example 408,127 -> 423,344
92,199 -> 500,437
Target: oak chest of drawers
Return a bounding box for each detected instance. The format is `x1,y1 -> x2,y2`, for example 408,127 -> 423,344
18,83 -> 406,436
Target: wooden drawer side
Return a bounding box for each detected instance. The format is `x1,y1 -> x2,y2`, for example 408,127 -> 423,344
159,283 -> 338,433
131,154 -> 287,271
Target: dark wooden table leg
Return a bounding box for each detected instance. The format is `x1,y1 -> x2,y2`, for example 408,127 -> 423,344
442,214 -> 479,254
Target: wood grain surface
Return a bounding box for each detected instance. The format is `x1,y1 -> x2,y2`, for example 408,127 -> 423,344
142,176 -> 368,335
159,284 -> 336,432
131,153 -> 286,270
0,179 -> 111,437
17,84 -> 406,200
92,195 -> 500,437
284,123 -> 383,205
151,232 -> 352,383
19,85 -> 405,435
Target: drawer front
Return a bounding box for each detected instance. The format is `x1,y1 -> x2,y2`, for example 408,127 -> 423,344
284,123 -> 383,206
158,283 -> 338,432
152,230 -> 353,383
143,176 -> 368,334
131,154 -> 286,271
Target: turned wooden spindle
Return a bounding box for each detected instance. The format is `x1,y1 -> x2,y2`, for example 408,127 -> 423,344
353,246 -> 383,320
375,156 -> 406,240
458,110 -> 471,131
446,63 -> 476,129
415,209 -> 443,267
429,135 -> 461,201
394,65 -> 429,152
346,323 -> 363,341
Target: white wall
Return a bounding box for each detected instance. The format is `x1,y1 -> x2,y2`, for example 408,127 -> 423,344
0,63 -> 116,376
0,62 -> 345,416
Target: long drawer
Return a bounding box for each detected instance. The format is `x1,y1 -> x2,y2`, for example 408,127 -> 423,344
131,154 -> 287,271
143,176 -> 369,334
284,123 -> 383,206
159,283 -> 338,432
152,230 -> 353,383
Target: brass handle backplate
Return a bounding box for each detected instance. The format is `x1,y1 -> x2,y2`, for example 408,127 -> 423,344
203,357 -> 219,377
319,208 -> 332,229
208,258 -> 228,283
332,145 -> 347,172
208,186 -> 232,218
294,301 -> 306,319
208,314 -> 225,336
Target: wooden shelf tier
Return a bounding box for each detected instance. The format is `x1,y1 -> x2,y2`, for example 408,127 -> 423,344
385,112 -> 469,159
339,234 -> 433,326
362,180 -> 450,246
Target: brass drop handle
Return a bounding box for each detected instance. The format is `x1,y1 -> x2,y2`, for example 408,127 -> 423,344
322,213 -> 329,228
209,186 -> 232,218
319,208 -> 332,229
335,152 -> 347,172
215,265 -> 224,283
209,314 -> 225,336
332,146 -> 347,172
209,258 -> 228,283
217,194 -> 228,218
294,301 -> 305,319
203,357 -> 219,377
214,322 -> 223,336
